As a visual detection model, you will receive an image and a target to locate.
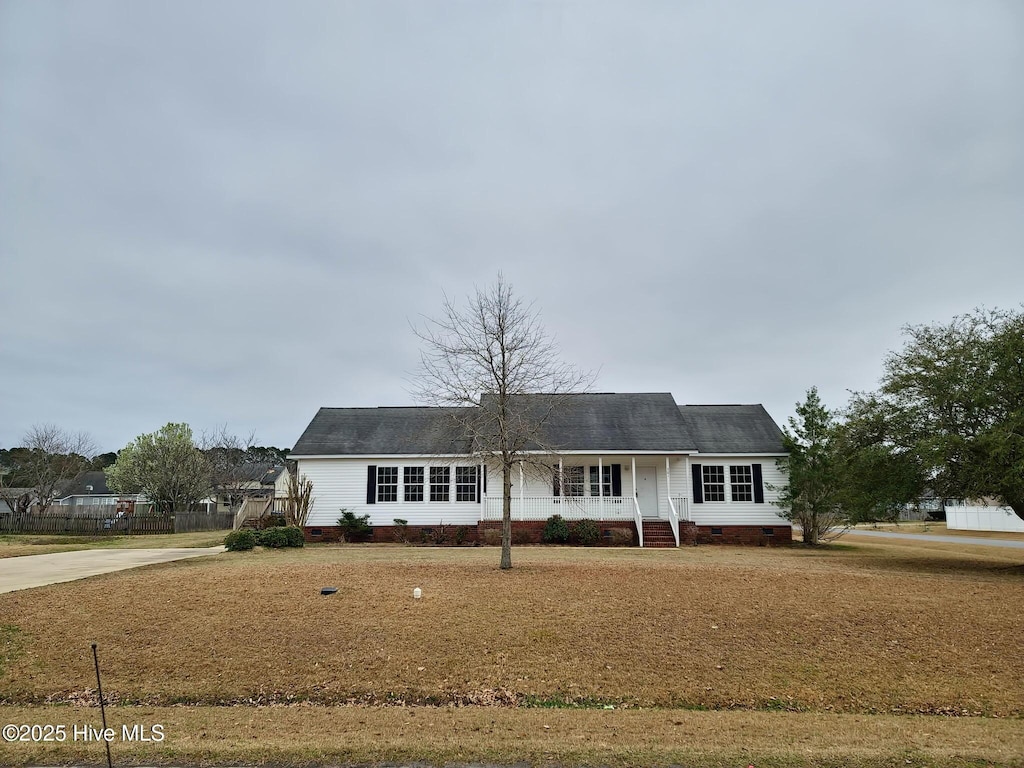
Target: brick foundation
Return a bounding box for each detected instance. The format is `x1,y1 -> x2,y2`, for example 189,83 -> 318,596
679,522 -> 792,546
304,521 -> 791,546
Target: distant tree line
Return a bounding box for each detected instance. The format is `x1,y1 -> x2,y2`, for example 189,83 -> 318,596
1,422 -> 291,516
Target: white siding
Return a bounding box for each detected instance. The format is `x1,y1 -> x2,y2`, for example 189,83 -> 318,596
946,504 -> 1024,533
299,453 -> 791,528
684,455 -> 790,526
299,457 -> 483,527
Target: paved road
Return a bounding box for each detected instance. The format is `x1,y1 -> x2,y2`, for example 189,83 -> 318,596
843,529 -> 1024,550
0,547 -> 225,593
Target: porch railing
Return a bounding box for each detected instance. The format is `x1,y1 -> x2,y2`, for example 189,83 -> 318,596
671,497 -> 690,522
481,495 -> 634,521
666,497 -> 680,547
632,496 -> 643,547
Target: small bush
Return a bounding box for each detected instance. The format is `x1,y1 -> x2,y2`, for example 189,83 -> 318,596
483,528 -> 502,546
255,525 -> 305,548
608,527 -> 635,546
261,514 -> 287,528
542,514 -> 570,544
512,528 -> 533,545
570,519 -> 601,546
392,518 -> 409,543
337,509 -> 372,542
224,528 -> 257,551
455,525 -> 469,545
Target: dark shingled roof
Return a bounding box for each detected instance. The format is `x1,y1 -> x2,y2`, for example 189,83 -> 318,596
291,407 -> 474,456
486,392 -> 695,452
291,395 -> 787,456
62,471 -> 112,496
677,405 -> 786,453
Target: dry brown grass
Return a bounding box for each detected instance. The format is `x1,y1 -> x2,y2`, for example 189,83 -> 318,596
1,541 -> 1021,718
0,531 -> 225,558
1,704 -> 1021,768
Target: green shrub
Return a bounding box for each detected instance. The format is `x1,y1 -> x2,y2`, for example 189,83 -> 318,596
570,519 -> 601,546
256,525 -> 305,548
224,528 -> 257,551
455,525 -> 469,545
337,509 -> 372,542
262,514 -> 287,528
542,514 -> 570,544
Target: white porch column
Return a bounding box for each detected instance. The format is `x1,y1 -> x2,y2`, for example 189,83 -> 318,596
631,456 -> 637,502
599,456 -> 604,520
666,456 -> 671,509
518,461 -> 524,521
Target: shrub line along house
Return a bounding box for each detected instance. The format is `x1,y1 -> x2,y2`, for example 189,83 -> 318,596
290,393 -> 792,546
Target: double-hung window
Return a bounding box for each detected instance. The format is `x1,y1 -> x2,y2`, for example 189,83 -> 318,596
589,466 -> 612,497
554,465 -> 584,497
455,466 -> 478,502
430,467 -> 450,502
404,466 -> 424,502
729,466 -> 753,502
376,466 -> 398,502
702,465 -> 726,502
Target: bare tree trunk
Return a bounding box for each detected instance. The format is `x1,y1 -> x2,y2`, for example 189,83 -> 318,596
501,462 -> 512,570
499,462 -> 512,573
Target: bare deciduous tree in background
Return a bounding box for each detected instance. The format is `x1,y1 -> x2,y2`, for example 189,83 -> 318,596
284,471 -> 314,527
0,424 -> 95,515
413,274 -> 592,570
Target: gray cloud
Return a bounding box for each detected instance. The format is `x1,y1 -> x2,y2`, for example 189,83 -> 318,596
2,0 -> 1022,451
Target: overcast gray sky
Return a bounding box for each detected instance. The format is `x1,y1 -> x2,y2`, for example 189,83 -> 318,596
1,1 -> 1022,453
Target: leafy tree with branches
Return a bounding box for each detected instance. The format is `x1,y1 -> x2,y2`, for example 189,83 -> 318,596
106,423 -> 210,513
774,388 -> 847,544
860,307 -> 1024,521
413,274 -> 591,570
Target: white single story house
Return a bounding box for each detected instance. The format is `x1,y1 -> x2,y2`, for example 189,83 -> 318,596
290,393 -> 791,547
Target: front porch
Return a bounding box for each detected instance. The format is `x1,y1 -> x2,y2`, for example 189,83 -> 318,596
480,495 -> 689,547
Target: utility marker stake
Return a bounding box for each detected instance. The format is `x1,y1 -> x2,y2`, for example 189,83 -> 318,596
91,643 -> 114,768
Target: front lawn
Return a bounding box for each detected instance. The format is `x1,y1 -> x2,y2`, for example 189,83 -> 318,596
0,540 -> 1021,766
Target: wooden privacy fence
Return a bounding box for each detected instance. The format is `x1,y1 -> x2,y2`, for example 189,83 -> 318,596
172,510 -> 235,533
0,510 -> 234,535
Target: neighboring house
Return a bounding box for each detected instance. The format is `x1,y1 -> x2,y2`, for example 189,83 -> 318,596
290,392 -> 791,547
212,463 -> 289,513
56,471 -> 125,507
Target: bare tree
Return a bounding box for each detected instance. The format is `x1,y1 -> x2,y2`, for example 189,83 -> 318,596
283,471 -> 314,527
0,424 -> 96,515
201,425 -> 258,512
413,274 -> 592,570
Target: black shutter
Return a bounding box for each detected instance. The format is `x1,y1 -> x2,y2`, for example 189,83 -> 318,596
611,464 -> 622,497
692,463 -> 703,504
483,465 -> 487,493
366,465 -> 376,504
752,463 -> 764,504
476,465 -> 482,503
553,467 -> 560,497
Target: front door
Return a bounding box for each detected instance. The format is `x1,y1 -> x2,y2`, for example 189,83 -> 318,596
635,466 -> 660,518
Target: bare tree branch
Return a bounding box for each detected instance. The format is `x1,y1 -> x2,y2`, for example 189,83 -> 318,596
412,273 -> 593,569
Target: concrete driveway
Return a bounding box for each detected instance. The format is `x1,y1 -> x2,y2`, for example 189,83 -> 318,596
0,547 -> 225,593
